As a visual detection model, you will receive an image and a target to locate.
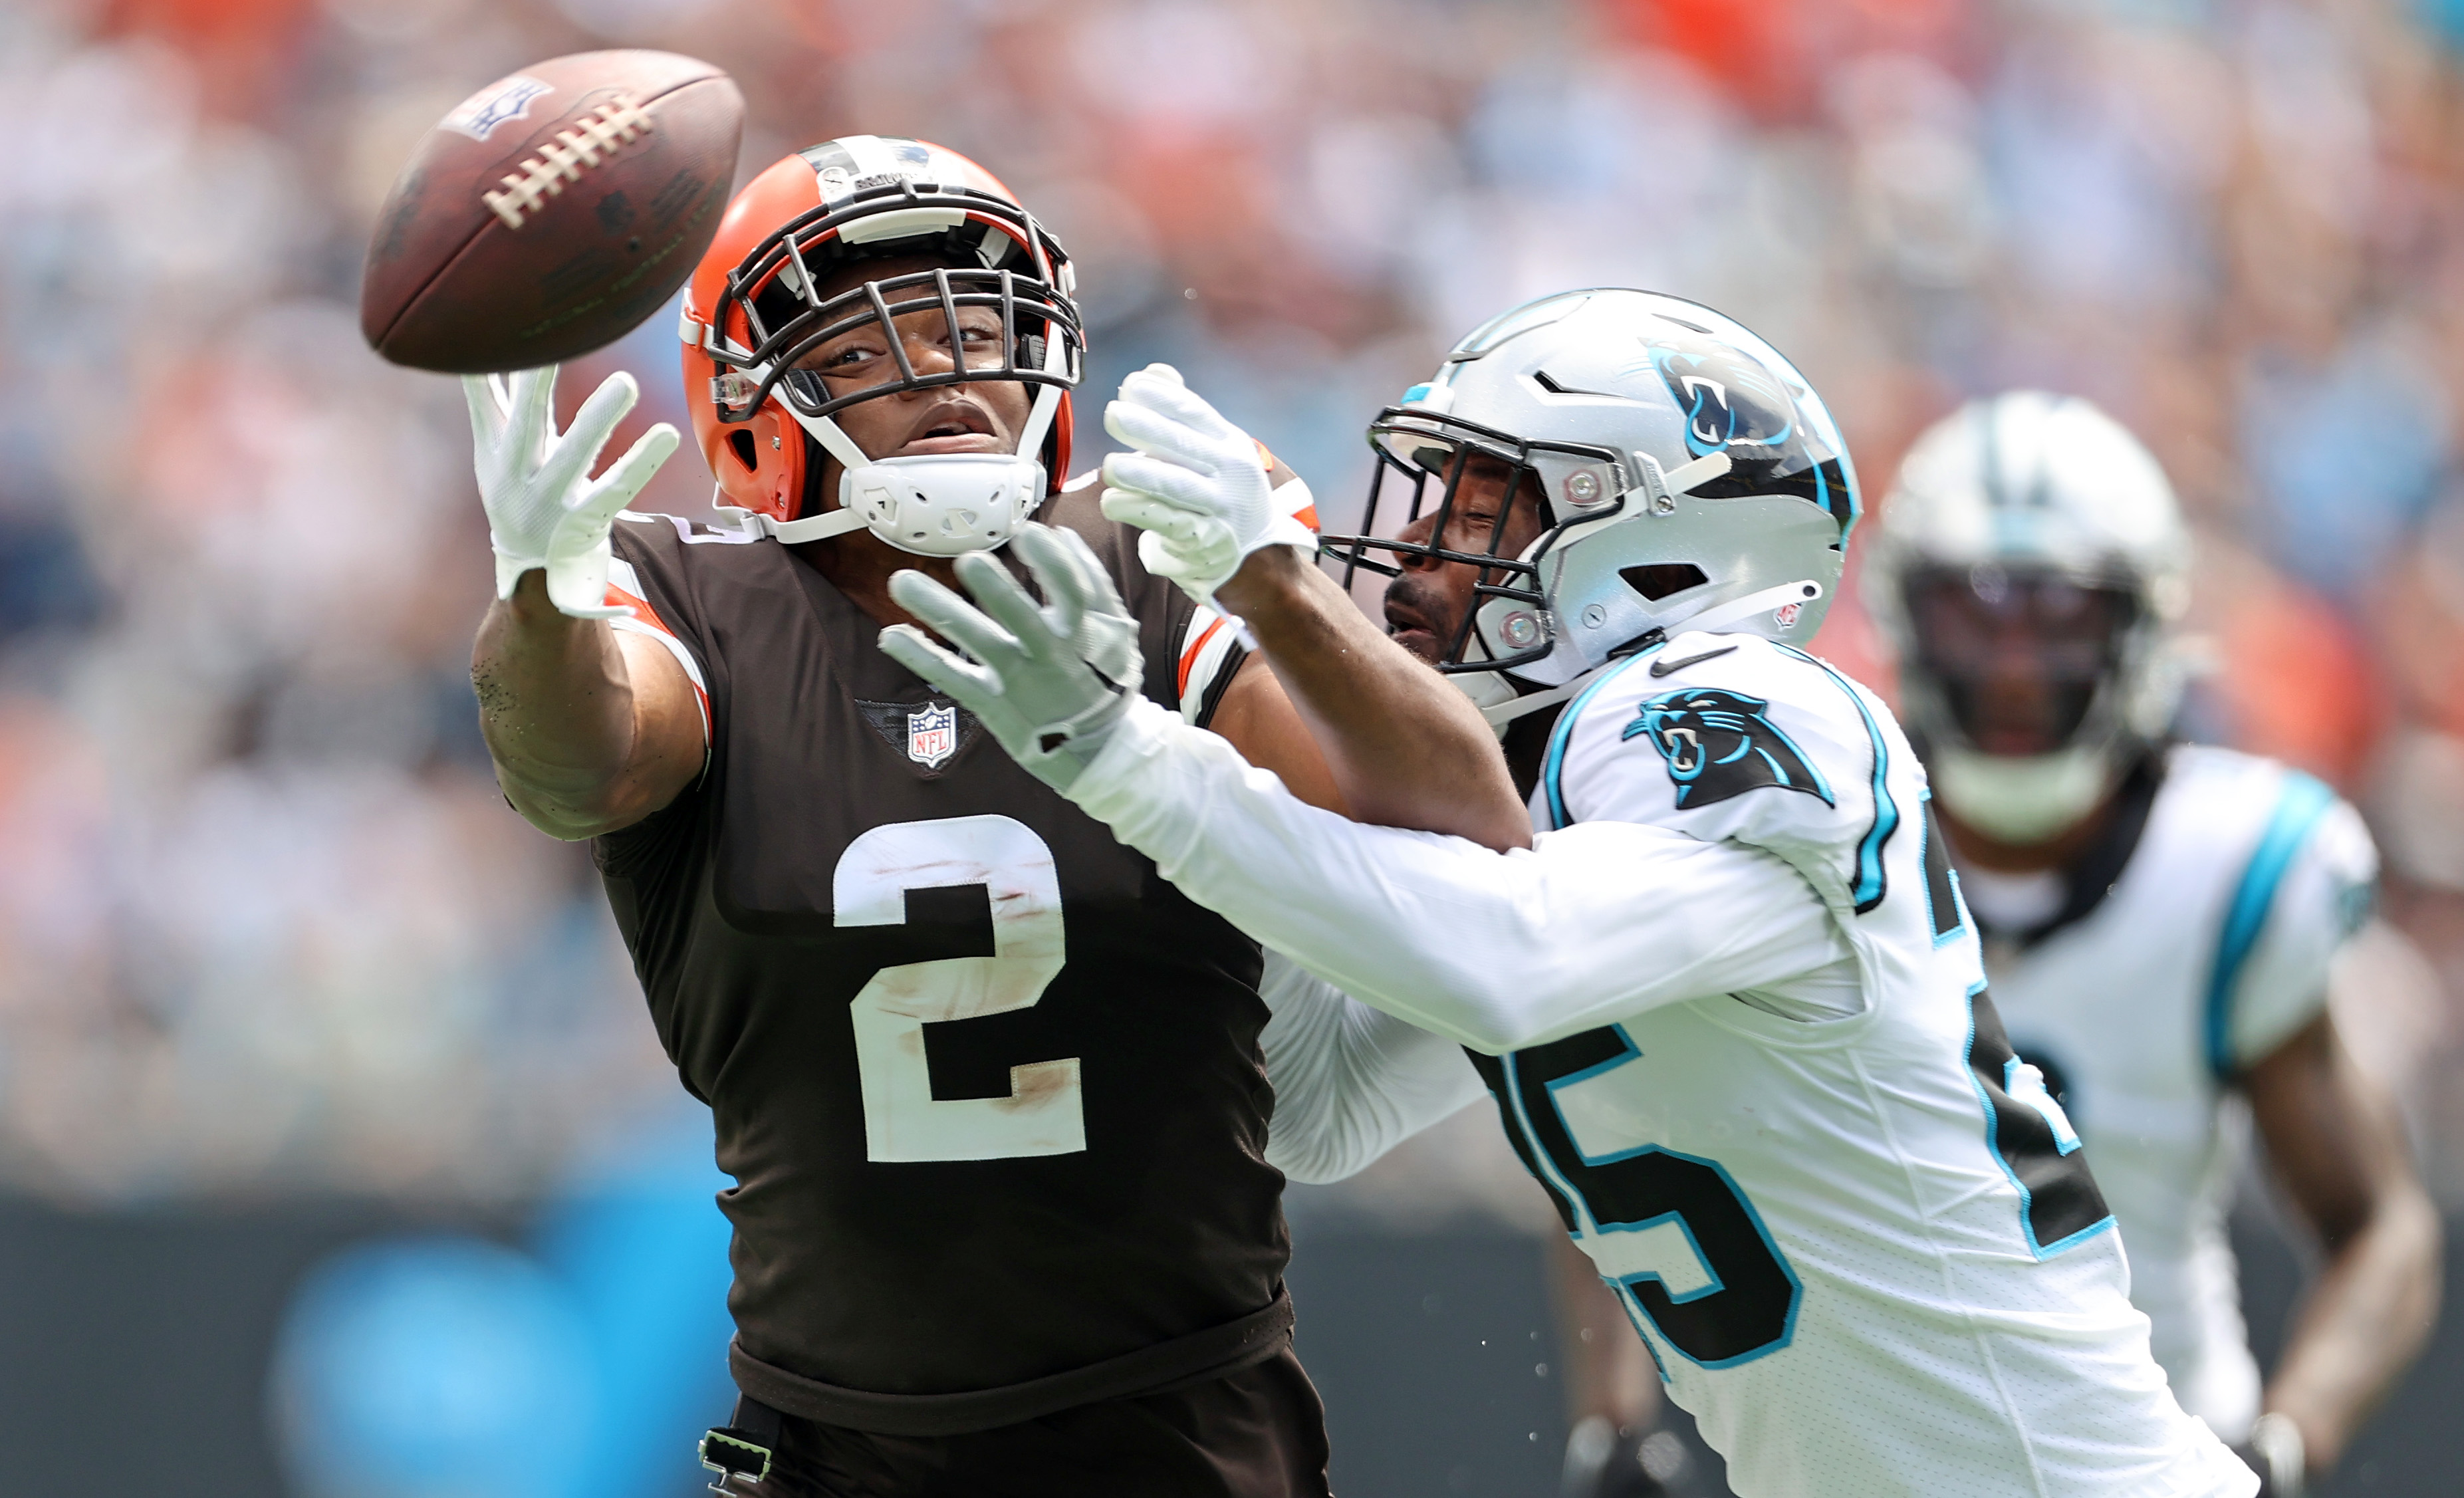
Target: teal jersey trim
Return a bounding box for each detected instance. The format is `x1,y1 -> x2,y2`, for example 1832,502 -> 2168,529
1540,647 -> 1664,831
2203,772 -> 2338,1083
1773,645 -> 1900,914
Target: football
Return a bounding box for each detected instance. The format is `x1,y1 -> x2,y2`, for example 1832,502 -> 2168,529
360,50 -> 744,373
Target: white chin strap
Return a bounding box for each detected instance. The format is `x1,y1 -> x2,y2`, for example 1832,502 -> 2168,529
1929,743 -> 2113,845
1443,662 -> 1523,739
1471,578 -> 1827,731
743,346 -> 1068,555
1479,668 -> 1600,729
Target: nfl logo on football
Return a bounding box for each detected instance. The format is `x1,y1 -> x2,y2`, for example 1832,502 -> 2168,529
906,703 -> 957,769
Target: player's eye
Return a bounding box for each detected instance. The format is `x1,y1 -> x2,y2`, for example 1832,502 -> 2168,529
951,319 -> 1011,368
811,340 -> 880,372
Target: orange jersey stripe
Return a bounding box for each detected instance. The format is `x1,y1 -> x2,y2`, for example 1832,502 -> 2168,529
606,582 -> 711,737
1177,615 -> 1230,698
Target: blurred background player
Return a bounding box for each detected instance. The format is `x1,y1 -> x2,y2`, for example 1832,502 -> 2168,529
465,134 -> 1519,1495
1859,392 -> 2443,1494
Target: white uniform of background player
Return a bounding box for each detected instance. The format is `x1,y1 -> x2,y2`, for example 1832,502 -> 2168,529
878,291 -> 2262,1497
1969,744 -> 2372,1432
1860,394 -> 2439,1495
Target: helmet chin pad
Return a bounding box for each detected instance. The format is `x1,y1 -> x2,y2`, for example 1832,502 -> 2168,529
769,376 -> 1061,554
842,452 -> 1046,555
1929,743 -> 2114,845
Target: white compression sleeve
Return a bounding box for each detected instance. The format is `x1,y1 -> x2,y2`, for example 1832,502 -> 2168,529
1073,701 -> 1852,1054
1257,952 -> 1487,1185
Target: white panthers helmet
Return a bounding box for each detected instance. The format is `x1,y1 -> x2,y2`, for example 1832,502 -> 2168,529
1862,391 -> 2191,843
1321,289 -> 1859,712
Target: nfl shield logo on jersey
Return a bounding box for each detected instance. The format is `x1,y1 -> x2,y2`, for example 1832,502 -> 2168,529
906,703 -> 958,769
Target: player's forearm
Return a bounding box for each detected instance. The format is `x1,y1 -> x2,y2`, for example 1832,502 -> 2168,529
1073,701 -> 1843,1052
471,572 -> 658,838
1259,957 -> 1485,1183
2263,1181 -> 2442,1470
1216,547 -> 1530,852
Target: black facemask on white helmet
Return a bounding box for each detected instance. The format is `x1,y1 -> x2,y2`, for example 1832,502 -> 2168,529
1320,290 -> 1860,727
1862,392 -> 2191,844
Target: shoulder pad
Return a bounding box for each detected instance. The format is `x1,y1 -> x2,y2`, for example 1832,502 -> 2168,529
1542,634 -> 1913,911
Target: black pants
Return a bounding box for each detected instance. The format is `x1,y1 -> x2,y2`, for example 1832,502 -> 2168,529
740,1347 -> 1332,1498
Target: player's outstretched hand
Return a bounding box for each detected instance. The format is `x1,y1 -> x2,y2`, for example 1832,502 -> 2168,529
464,366 -> 679,619
1100,364 -> 1313,608
879,524 -> 1144,791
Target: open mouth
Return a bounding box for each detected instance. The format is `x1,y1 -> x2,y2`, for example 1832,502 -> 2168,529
1382,596 -> 1447,663
899,400 -> 1004,457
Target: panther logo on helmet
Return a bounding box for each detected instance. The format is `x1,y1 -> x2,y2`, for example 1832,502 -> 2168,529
1622,686 -> 1832,810
1324,289 -> 1862,696
1638,324 -> 1813,476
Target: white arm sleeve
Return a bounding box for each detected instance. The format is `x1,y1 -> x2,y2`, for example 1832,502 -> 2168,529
1257,952 -> 1487,1184
1074,701 -> 1852,1054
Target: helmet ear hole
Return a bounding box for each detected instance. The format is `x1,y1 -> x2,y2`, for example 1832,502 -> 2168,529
728,430 -> 761,473
1621,562 -> 1709,601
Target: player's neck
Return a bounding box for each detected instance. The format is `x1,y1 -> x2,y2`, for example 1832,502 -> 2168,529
789,531 -> 964,634
1937,794 -> 2118,875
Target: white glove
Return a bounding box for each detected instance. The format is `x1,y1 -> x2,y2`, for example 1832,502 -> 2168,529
878,524 -> 1143,792
463,366 -> 679,619
1099,364 -> 1315,608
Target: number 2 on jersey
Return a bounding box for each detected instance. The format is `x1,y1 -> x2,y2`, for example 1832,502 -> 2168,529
835,815 -> 1085,1162
1471,1029 -> 1802,1369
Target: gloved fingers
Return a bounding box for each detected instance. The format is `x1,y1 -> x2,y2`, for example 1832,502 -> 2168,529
1134,528 -> 1215,588
575,422 -> 680,519
1101,398 -> 1228,475
878,624 -> 1004,702
1100,451 -> 1222,514
505,366 -> 558,461
889,568 -> 1027,668
538,370 -> 641,501
952,549 -> 1066,654
462,374 -> 511,449
1134,529 -> 1238,598
1011,525 -> 1090,641
1047,524 -> 1128,612
1100,489 -> 1215,549
1116,364 -> 1243,445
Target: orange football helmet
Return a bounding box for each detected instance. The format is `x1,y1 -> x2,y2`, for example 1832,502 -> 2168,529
679,136 -> 1082,553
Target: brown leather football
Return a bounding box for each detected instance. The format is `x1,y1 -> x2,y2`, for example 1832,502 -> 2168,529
361,51 -> 745,374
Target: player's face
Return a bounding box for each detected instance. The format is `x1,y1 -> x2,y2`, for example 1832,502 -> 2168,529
1903,564 -> 2137,757
795,253 -> 1034,465
1381,454 -> 1548,664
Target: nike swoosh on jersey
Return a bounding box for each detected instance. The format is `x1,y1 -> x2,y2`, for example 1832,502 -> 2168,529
1649,644 -> 1739,678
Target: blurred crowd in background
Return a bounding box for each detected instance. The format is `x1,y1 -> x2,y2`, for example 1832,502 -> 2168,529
4,0 -> 2464,1223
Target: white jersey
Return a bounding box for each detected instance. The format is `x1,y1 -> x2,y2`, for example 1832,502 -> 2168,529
1068,630 -> 2255,1498
1967,745 -> 2376,1441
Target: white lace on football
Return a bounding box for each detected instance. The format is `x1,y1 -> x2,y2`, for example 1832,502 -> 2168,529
482,96 -> 656,229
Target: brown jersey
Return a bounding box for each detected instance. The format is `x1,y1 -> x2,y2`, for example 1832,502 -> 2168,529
591,482 -> 1285,1425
